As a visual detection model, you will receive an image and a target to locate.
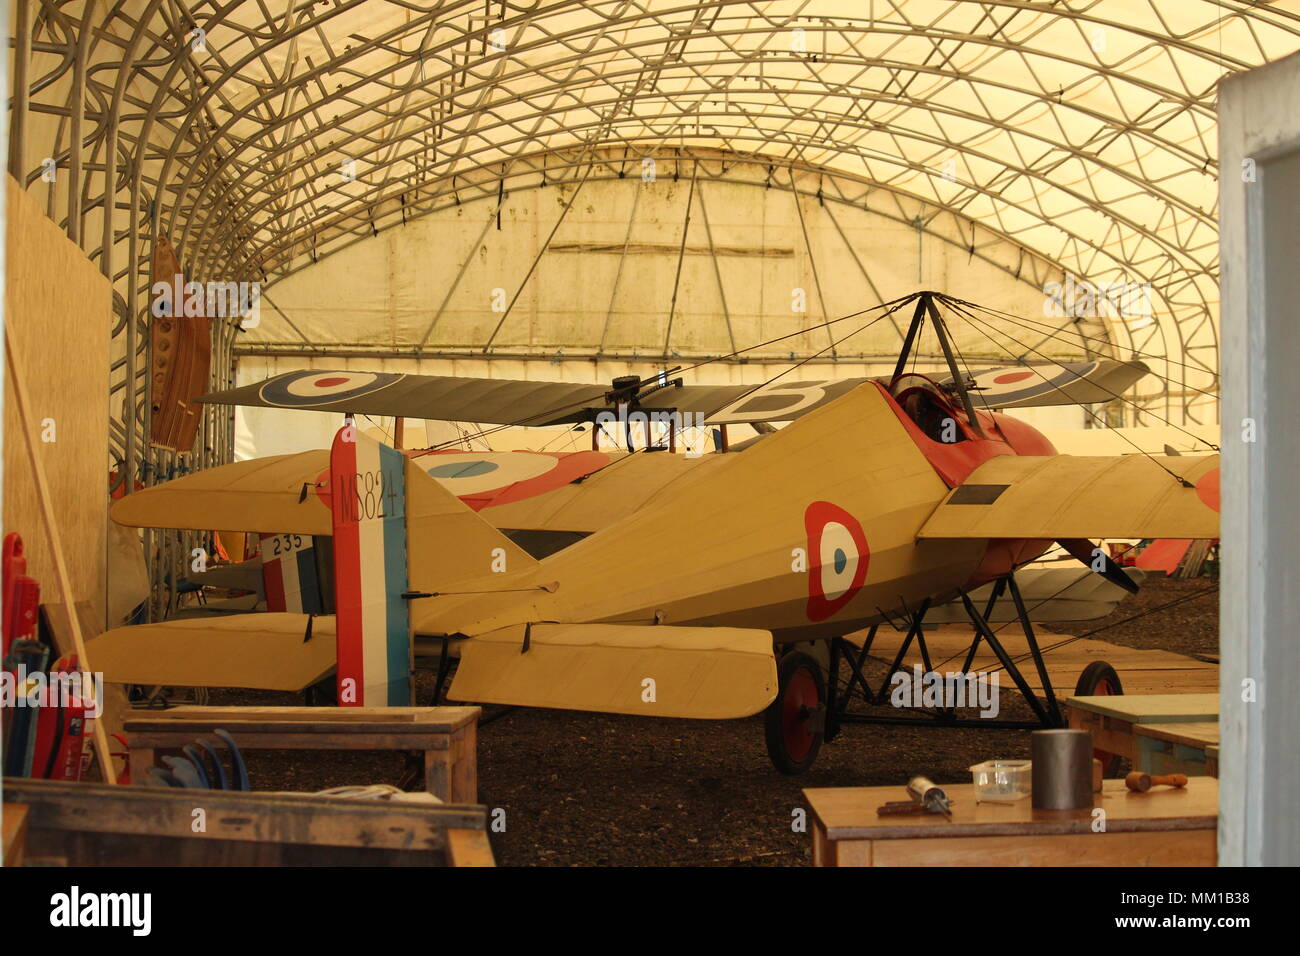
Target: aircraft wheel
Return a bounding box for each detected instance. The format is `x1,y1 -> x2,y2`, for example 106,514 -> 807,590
764,652 -> 826,775
1074,660 -> 1125,777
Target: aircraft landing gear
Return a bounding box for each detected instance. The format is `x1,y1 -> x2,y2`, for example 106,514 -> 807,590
764,651 -> 827,774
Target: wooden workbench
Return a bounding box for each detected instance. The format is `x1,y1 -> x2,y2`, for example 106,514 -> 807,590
805,778 -> 1217,866
1064,694 -> 1218,765
124,705 -> 480,803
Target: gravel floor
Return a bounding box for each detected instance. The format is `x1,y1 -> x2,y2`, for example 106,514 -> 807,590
205,574 -> 1218,866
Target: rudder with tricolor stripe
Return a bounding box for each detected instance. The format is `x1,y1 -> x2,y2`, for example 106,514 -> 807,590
327,424 -> 412,706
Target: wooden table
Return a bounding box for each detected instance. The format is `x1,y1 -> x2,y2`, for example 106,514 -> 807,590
805,779 -> 1217,866
124,705 -> 480,803
1064,693 -> 1218,764
1134,721 -> 1220,777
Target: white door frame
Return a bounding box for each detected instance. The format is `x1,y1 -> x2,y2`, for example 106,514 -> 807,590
1218,50 -> 1300,867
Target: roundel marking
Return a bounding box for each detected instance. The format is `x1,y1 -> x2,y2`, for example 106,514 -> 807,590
425,460 -> 500,479
418,451 -> 555,496
993,370 -> 1035,385
969,361 -> 1098,407
1195,466 -> 1220,513
412,450 -> 611,510
805,501 -> 870,623
259,370 -> 405,408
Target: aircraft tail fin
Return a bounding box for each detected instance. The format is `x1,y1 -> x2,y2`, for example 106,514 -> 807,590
400,454 -> 540,591
327,427 -> 414,705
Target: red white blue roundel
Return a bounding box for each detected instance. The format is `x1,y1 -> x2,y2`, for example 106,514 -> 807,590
805,501 -> 869,622
258,370 -> 405,408
966,361 -> 1098,408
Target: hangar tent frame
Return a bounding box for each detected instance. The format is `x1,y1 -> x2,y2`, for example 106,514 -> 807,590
9,1 -> 1298,612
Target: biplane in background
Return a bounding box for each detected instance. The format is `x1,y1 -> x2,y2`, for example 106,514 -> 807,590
94,292 -> 1219,772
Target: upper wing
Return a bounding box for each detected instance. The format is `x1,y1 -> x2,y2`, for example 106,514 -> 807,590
917,453 -> 1219,540
197,369 -> 868,425
942,359 -> 1150,410
197,360 -> 1148,426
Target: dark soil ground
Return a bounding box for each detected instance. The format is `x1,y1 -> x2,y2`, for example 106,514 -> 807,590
205,574 -> 1218,867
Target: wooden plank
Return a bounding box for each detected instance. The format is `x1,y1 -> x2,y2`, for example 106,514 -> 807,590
3,175 -> 110,630
4,284 -> 114,782
124,705 -> 480,733
2,804 -> 30,865
866,829 -> 1216,867
5,778 -> 485,851
446,828 -> 495,867
805,778 -> 1217,842
128,731 -> 453,751
1135,721 -> 1221,749
1065,693 -> 1219,723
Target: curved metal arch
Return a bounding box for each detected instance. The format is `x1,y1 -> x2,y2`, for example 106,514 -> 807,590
165,14 -> 1233,259
243,144 -> 1165,398
198,110 -> 1202,399
10,0 -> 1285,436
176,58 -> 1220,275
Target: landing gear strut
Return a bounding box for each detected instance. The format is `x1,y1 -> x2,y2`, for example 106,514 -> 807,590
764,652 -> 827,774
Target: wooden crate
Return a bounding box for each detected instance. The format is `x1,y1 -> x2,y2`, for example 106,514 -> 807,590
124,705 -> 480,802
4,778 -> 494,867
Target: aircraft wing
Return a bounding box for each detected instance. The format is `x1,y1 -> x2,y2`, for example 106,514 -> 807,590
89,613 -> 333,691
925,565 -> 1146,623
917,453 -> 1219,540
197,360 -> 1146,426
949,359 -> 1150,410
449,623 -> 777,719
109,448 -> 623,535
110,451 -> 331,534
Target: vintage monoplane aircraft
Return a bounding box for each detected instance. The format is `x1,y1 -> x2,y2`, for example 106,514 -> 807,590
93,292 -> 1219,772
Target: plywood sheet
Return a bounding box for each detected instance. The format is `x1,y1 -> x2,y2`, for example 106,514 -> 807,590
3,175 -> 110,626
1065,693 -> 1219,723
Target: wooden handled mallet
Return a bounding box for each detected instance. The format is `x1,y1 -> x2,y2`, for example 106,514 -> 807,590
1125,771 -> 1189,792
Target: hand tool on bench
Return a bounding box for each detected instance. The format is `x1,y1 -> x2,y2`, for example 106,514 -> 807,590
1125,771 -> 1188,792
877,776 -> 953,817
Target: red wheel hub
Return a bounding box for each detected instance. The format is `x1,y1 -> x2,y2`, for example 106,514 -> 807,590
781,667 -> 820,761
